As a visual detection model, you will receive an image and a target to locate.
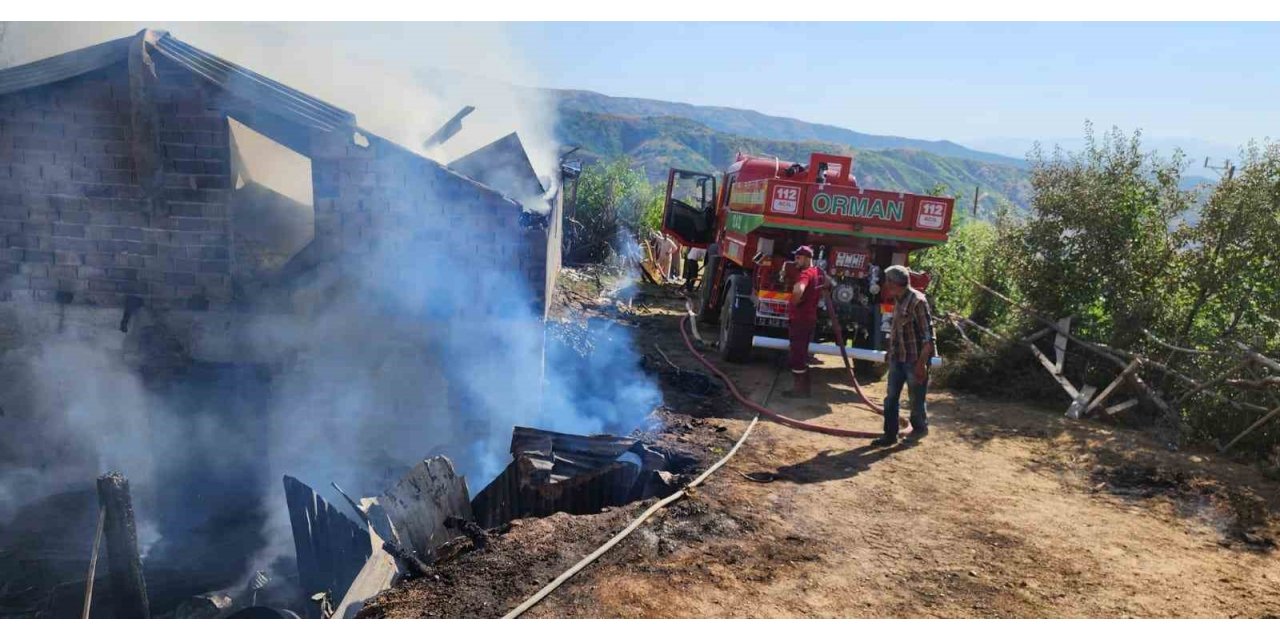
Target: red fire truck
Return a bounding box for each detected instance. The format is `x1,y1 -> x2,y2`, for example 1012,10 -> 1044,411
661,152 -> 953,377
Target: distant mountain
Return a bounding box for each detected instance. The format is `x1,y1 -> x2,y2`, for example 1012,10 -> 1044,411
556,109 -> 1033,218
549,89 -> 1028,169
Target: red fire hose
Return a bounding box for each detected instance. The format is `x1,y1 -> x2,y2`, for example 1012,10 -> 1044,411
678,289 -> 910,438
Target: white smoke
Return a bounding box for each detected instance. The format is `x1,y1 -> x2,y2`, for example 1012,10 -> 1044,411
0,308 -> 159,521
0,22 -> 662,610
0,22 -> 561,177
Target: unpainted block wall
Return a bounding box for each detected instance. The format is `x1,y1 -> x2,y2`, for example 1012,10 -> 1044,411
309,129 -> 551,315
0,58 -> 234,309
1,55 -> 554,316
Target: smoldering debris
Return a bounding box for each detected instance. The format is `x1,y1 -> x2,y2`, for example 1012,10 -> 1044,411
172,592 -> 233,619
471,426 -> 676,529
281,457 -> 472,619
642,346 -> 722,398
272,423 -> 687,618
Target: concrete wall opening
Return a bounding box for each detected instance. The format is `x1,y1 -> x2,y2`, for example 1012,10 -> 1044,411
227,117 -> 316,278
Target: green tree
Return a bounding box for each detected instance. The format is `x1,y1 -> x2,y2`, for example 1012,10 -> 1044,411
916,207 -> 1022,330
1015,125 -> 1192,346
565,158 -> 661,264
1172,141 -> 1280,351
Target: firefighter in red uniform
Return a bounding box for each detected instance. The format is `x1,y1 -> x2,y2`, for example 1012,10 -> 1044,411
783,246 -> 824,398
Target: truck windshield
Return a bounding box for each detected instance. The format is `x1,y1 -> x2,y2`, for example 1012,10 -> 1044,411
671,170 -> 715,212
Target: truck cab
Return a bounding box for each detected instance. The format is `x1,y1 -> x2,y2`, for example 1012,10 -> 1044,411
662,152 -> 953,375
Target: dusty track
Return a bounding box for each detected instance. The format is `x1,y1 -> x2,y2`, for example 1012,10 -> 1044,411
367,286 -> 1280,619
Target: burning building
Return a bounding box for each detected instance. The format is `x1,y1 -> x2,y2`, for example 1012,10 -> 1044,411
0,28 -> 662,619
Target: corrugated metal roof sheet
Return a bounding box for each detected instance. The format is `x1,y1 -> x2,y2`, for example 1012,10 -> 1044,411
150,33 -> 355,132
0,34 -> 132,96
0,29 -> 356,133
471,426 -> 669,528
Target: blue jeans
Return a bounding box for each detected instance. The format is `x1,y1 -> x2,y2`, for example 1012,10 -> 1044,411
883,359 -> 928,438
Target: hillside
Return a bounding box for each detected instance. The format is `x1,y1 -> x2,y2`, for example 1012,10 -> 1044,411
549,88 -> 1027,168
556,109 -> 1033,217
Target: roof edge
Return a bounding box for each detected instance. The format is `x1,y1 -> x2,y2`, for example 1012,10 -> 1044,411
0,31 -> 137,97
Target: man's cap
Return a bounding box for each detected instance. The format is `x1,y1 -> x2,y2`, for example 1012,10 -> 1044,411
792,245 -> 814,258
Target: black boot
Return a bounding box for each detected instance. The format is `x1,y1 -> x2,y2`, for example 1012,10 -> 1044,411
782,371 -> 811,398
870,434 -> 898,447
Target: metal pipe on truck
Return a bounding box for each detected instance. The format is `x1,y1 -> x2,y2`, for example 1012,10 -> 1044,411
751,335 -> 942,367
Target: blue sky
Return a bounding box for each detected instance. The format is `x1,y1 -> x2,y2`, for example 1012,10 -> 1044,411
6,22 -> 1274,162
505,22 -> 1279,151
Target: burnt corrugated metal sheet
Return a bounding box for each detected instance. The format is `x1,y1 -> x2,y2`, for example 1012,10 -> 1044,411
377,456 -> 472,560
282,476 -> 371,604
510,426 -> 635,460
0,35 -> 132,96
151,33 -> 355,132
472,427 -> 666,529
472,458 -> 640,529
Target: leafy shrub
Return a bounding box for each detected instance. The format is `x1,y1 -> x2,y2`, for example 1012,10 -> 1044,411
564,158 -> 664,264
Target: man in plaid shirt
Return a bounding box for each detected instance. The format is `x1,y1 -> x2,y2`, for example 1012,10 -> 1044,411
873,265 -> 935,446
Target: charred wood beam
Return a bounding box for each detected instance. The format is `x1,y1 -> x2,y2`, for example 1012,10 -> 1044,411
423,105 -> 475,150
937,314 -> 986,353
443,516 -> 489,551
96,473 -> 149,618
944,312 -> 1016,345
380,540 -> 431,578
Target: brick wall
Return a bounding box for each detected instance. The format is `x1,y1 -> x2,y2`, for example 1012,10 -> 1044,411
0,58 -> 233,310
309,129 -> 552,315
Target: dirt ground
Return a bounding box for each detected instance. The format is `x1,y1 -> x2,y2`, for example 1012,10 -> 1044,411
365,279 -> 1280,619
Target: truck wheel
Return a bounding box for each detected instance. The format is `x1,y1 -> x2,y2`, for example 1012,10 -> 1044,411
694,247 -> 721,324
718,275 -> 754,363
853,330 -> 889,381
854,358 -> 889,381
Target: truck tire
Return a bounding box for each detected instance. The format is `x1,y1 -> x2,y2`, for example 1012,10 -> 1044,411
718,275 -> 754,363
853,329 -> 889,381
694,246 -> 721,324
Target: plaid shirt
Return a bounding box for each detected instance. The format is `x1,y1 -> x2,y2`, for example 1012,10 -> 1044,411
888,287 -> 935,363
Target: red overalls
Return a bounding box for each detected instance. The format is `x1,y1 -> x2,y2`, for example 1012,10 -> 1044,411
787,266 -> 823,373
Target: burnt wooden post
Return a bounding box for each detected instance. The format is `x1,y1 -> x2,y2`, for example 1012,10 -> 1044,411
96,472 -> 150,618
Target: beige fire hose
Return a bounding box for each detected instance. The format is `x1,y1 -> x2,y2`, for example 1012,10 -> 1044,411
504,284 -> 906,617
502,372 -> 779,618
